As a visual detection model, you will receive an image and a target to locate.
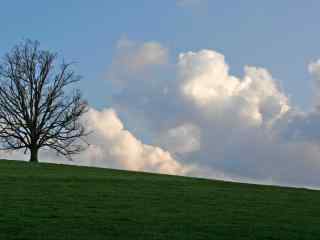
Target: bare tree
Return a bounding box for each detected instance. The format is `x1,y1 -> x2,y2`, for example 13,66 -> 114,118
0,40 -> 88,162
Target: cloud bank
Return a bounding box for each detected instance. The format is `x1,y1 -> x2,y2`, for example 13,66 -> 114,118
3,38 -> 320,189
103,39 -> 320,188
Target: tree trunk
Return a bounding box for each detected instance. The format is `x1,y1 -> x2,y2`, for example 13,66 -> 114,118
29,147 -> 39,163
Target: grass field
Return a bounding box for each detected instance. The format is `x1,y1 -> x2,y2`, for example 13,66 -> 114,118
1,160 -> 320,239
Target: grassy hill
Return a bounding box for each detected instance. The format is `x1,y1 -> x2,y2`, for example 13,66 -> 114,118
1,160 -> 320,239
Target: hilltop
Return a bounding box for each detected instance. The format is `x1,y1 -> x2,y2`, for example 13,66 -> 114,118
0,160 -> 320,239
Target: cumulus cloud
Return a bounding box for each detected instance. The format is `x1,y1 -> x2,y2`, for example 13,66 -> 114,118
1,108 -> 190,176
309,59 -> 320,86
115,38 -> 168,71
107,37 -> 168,90
178,50 -> 289,126
3,37 -> 320,189
82,108 -> 189,175
157,123 -> 201,155
104,39 -> 320,188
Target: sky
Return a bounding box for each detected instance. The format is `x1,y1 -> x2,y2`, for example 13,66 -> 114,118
1,1 -> 320,188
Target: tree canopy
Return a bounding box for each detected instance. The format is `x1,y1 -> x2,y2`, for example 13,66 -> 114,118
0,40 -> 88,162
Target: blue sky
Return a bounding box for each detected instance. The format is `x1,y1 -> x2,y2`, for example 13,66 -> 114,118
1,1 -> 319,109
3,1 -> 320,188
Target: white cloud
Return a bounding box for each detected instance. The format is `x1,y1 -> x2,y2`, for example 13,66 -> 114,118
104,40 -> 320,188
178,50 -> 290,126
309,59 -> 320,85
107,38 -> 169,90
158,123 -> 201,154
82,108 -> 190,175
1,108 -> 190,176
116,38 -> 168,72
4,38 -> 320,189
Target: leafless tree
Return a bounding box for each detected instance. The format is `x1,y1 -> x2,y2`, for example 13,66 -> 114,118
0,40 -> 88,162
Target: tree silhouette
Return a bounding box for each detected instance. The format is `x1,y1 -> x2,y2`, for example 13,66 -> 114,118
0,40 -> 88,162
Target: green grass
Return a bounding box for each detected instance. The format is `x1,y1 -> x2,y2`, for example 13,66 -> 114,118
0,160 -> 320,239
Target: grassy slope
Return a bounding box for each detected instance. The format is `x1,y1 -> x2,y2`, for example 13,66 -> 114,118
0,160 -> 320,239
